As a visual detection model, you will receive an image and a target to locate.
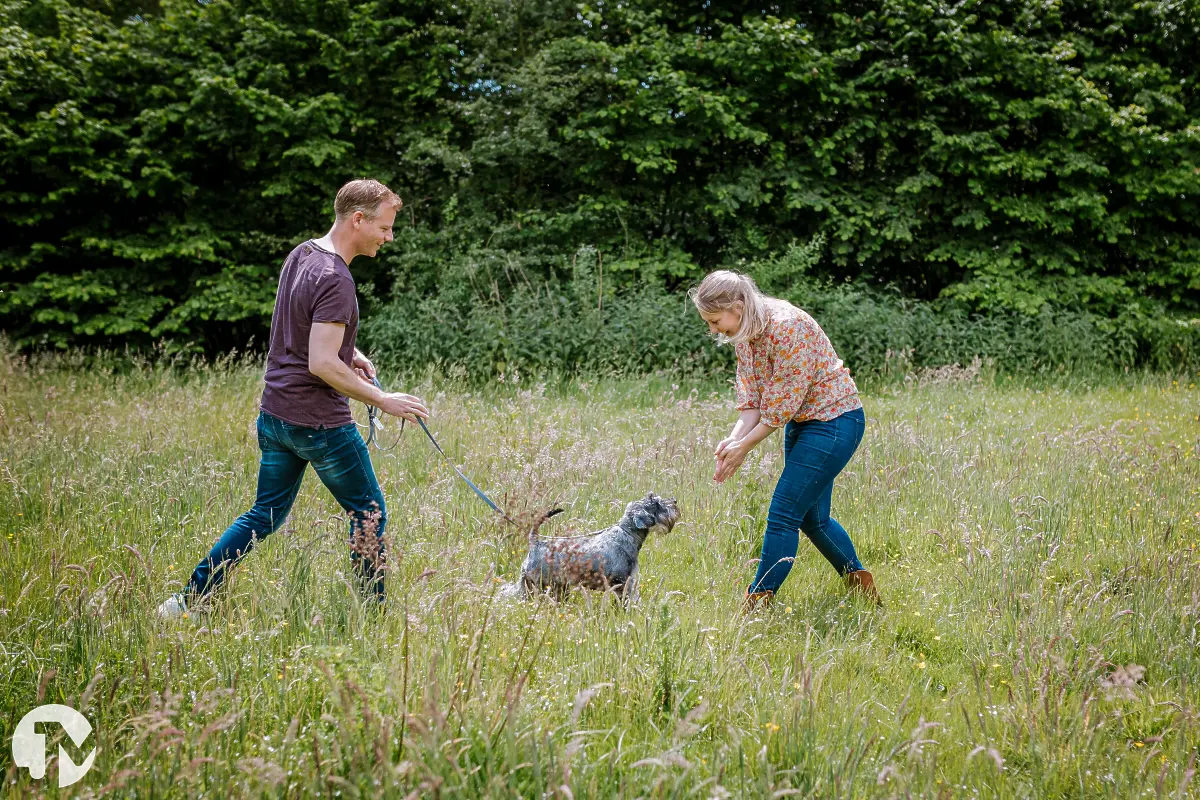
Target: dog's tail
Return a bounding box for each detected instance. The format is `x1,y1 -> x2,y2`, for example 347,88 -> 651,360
528,507 -> 564,542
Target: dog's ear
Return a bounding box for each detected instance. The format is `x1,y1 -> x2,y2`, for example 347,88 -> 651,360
627,503 -> 657,532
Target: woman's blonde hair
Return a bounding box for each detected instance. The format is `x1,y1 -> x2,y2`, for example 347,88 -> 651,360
688,269 -> 770,344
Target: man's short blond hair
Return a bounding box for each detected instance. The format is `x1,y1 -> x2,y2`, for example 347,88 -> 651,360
334,179 -> 402,220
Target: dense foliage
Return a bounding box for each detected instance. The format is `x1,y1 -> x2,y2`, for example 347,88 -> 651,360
2,0 -> 1198,373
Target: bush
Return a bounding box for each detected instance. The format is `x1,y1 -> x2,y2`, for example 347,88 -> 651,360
362,283 -> 733,382
361,260 -> 1200,385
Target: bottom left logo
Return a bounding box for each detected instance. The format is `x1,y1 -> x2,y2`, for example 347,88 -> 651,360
12,704 -> 97,788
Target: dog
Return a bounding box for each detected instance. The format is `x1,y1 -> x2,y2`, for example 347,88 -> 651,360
498,493 -> 680,605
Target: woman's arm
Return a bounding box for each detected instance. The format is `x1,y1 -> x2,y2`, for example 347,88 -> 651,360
736,421 -> 776,450
716,409 -> 761,456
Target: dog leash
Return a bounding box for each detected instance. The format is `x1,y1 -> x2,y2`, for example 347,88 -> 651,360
365,376 -> 515,525
364,377 -> 609,540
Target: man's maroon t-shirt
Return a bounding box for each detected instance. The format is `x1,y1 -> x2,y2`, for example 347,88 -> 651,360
259,241 -> 359,428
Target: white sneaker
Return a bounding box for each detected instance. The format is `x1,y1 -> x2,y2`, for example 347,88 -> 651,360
156,592 -> 190,620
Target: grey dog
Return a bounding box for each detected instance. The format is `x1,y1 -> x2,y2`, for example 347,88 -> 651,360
498,493 -> 680,604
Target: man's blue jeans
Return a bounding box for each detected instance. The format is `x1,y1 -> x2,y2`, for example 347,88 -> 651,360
186,410 -> 388,602
750,407 -> 866,594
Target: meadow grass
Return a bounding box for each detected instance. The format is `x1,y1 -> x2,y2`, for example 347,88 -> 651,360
1,347 -> 1199,798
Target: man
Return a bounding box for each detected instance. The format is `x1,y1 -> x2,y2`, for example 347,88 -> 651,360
157,179 -> 428,618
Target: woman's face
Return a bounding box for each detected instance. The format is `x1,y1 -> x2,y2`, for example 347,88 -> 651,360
699,306 -> 742,337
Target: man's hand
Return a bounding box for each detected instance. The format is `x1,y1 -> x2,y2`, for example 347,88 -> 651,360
377,392 -> 429,423
352,349 -> 376,382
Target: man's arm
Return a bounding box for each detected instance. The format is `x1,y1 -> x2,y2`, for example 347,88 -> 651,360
309,323 -> 387,406
309,323 -> 429,421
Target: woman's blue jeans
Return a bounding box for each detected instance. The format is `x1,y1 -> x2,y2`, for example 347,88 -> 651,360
750,407 -> 866,594
186,411 -> 388,602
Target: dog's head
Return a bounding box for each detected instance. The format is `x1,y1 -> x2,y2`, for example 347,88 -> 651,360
624,493 -> 681,534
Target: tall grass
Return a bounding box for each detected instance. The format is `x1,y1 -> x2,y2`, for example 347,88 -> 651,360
1,347 -> 1199,797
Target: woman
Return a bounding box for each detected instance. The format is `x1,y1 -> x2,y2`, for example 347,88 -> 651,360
690,270 -> 881,610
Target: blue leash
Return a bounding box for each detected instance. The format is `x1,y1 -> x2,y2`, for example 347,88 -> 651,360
366,377 -> 513,523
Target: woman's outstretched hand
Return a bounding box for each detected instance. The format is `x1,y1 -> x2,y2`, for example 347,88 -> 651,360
714,435 -> 739,458
714,439 -> 750,483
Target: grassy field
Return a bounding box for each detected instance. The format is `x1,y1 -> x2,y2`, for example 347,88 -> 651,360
2,348 -> 1199,798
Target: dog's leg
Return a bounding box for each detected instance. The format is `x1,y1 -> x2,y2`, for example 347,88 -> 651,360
622,566 -> 640,609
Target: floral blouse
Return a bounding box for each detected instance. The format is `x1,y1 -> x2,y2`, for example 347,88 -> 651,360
734,299 -> 863,426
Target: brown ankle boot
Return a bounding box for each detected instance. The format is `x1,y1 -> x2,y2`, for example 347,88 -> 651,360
743,589 -> 775,614
845,570 -> 882,607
